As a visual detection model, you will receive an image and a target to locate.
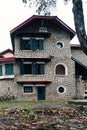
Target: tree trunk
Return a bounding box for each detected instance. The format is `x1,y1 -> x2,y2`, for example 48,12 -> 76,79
72,0 -> 87,55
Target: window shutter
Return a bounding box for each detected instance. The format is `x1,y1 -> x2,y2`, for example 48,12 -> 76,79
20,63 -> 24,75
30,38 -> 35,50
40,39 -> 44,50
32,64 -> 35,74
5,64 -> 13,75
40,64 -> 44,74
0,65 -> 2,76
32,38 -> 36,51
20,38 -> 24,50
35,64 -> 38,74
10,64 -> 13,75
30,38 -> 33,50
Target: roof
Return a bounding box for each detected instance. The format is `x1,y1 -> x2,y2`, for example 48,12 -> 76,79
10,15 -> 76,51
71,56 -> 87,69
0,49 -> 13,55
0,57 -> 15,63
10,15 -> 76,35
71,44 -> 81,48
17,80 -> 52,84
0,49 -> 13,58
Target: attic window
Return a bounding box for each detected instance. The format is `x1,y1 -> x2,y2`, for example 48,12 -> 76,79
39,27 -> 48,32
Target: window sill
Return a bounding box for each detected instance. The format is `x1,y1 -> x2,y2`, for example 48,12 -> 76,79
56,74 -> 67,77
0,75 -> 14,79
23,74 -> 44,76
23,93 -> 34,94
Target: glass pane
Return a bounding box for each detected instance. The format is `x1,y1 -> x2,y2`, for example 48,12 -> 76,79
0,65 -> 2,76
35,64 -> 44,74
20,38 -> 30,50
5,64 -> 13,75
56,65 -> 65,75
24,87 -> 33,93
58,87 -> 64,93
35,39 -> 44,50
24,64 -> 32,74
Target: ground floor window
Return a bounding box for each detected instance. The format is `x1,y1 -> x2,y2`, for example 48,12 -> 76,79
58,86 -> 65,93
24,86 -> 33,93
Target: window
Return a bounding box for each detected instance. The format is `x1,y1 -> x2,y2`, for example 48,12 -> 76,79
0,65 -> 2,76
0,63 -> 14,78
35,64 -> 44,74
20,37 -> 31,50
24,64 -> 32,74
5,64 -> 13,75
20,37 -> 44,50
20,62 -> 45,75
56,41 -> 64,49
56,64 -> 65,75
35,39 -> 44,50
58,86 -> 65,93
24,86 -> 33,93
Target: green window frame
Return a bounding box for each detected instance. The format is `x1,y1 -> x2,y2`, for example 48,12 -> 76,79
5,64 -> 13,75
0,65 -> 2,76
20,37 -> 44,51
35,64 -> 44,74
20,37 -> 31,50
35,39 -> 44,50
20,62 -> 45,75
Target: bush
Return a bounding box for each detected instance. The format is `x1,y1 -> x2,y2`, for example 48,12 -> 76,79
0,95 -> 16,101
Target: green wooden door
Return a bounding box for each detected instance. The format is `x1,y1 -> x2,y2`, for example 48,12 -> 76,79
37,87 -> 45,100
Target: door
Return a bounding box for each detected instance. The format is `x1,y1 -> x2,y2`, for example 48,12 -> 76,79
37,87 -> 45,100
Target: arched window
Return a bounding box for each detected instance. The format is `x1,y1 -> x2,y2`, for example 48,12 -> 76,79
56,64 -> 66,75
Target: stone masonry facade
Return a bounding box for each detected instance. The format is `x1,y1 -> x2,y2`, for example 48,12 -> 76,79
0,15 -> 86,100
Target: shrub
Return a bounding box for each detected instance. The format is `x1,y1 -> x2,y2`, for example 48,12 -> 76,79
0,95 -> 16,101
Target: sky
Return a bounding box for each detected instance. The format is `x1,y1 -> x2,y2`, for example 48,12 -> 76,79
0,0 -> 87,52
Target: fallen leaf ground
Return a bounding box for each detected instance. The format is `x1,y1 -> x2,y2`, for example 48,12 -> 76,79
0,100 -> 87,130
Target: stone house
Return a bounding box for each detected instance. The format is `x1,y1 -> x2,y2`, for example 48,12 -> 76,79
0,15 -> 87,100
0,49 -> 15,99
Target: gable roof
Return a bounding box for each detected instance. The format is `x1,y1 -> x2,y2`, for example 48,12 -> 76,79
0,49 -> 13,58
0,49 -> 13,55
0,57 -> 15,64
10,15 -> 76,51
10,15 -> 76,36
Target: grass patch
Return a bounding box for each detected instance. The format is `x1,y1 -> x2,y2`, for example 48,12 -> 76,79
0,100 -> 68,110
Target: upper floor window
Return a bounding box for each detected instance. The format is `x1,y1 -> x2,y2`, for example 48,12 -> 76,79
20,37 -> 44,51
0,63 -> 14,78
56,64 -> 66,75
56,41 -> 64,49
20,62 -> 45,75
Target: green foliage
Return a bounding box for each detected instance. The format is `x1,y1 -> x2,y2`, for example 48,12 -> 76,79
22,0 -> 71,15
0,95 -> 16,101
22,0 -> 56,15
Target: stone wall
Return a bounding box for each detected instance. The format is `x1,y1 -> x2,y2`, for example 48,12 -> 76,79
13,27 -> 76,100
